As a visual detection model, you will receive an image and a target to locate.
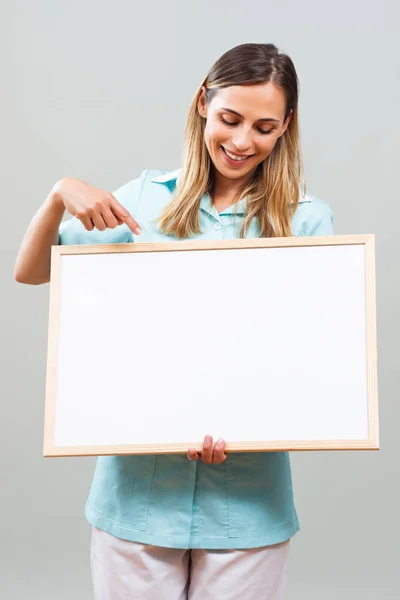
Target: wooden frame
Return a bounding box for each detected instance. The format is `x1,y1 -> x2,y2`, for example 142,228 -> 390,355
44,234 -> 379,457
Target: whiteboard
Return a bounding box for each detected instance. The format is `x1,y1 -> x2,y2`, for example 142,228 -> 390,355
44,235 -> 379,456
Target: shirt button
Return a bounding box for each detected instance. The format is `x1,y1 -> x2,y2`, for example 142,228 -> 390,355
214,222 -> 221,230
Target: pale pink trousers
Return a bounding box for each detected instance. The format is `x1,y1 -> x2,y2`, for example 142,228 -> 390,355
91,526 -> 290,600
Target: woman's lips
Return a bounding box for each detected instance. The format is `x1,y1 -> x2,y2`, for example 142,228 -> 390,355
221,145 -> 253,166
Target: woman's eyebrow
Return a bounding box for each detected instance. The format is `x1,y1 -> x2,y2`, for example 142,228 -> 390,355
220,107 -> 280,123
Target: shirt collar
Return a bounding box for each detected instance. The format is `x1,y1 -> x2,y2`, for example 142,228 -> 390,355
199,193 -> 247,217
151,169 -> 311,214
151,169 -> 182,184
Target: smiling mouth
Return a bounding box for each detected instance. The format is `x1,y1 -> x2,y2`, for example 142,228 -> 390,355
221,146 -> 254,161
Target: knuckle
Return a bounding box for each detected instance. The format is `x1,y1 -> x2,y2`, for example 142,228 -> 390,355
86,205 -> 96,217
94,199 -> 105,211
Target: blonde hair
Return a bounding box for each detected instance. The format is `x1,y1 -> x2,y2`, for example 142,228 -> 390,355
158,43 -> 305,239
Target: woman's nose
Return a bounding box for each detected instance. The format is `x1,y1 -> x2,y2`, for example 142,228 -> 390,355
231,130 -> 252,152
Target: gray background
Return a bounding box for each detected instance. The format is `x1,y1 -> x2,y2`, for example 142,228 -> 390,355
2,0 -> 399,598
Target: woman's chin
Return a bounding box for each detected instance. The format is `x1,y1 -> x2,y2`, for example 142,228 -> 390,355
213,159 -> 256,179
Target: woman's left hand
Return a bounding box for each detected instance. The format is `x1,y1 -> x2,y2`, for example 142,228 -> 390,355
187,435 -> 227,464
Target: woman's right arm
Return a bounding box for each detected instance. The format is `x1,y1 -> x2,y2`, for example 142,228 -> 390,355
14,177 -> 141,285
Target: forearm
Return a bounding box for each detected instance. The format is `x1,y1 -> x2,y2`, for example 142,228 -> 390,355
14,183 -> 66,285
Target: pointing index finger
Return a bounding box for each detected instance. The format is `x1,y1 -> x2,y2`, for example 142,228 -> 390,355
110,197 -> 141,235
122,213 -> 142,235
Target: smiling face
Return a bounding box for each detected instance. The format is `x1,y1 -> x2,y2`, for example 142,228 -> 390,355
197,82 -> 291,189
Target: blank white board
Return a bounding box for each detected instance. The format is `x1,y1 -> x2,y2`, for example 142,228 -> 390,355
44,235 -> 379,456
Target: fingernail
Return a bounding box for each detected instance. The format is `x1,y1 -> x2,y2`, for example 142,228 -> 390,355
205,434 -> 212,442
134,226 -> 141,235
217,438 -> 224,444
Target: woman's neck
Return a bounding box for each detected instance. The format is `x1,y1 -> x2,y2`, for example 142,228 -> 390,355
211,170 -> 250,211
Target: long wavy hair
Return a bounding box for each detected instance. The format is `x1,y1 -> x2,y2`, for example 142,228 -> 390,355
158,43 -> 304,239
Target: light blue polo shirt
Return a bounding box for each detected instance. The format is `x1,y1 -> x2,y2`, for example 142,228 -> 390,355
58,168 -> 334,549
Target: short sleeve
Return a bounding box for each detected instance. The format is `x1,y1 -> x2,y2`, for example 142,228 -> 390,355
58,170 -> 147,246
302,199 -> 334,236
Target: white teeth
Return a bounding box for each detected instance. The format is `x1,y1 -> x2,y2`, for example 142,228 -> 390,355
223,147 -> 250,161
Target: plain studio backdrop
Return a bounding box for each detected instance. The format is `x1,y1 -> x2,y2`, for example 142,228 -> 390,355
2,1 -> 399,598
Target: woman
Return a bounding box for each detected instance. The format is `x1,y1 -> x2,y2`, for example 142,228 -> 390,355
15,43 -> 333,599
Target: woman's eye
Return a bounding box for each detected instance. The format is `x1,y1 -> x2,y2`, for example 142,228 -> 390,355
220,117 -> 237,126
220,117 -> 272,135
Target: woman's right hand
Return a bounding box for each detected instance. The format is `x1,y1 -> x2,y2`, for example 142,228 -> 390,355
53,177 -> 141,235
